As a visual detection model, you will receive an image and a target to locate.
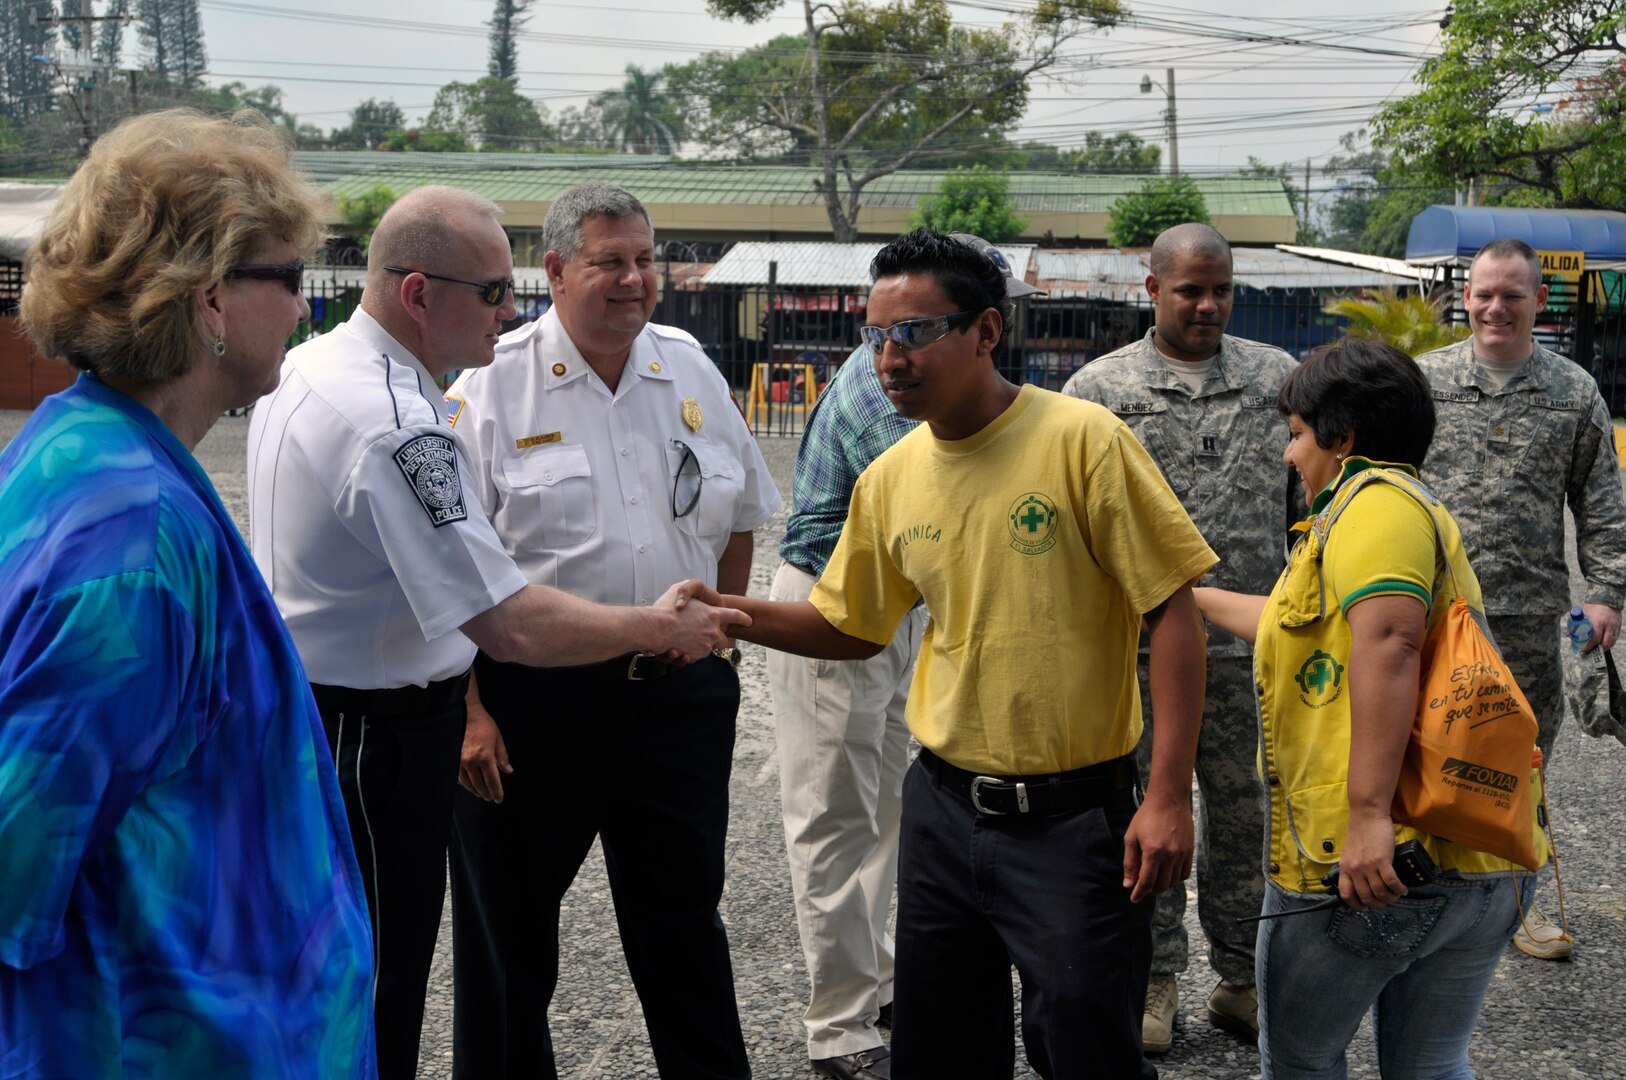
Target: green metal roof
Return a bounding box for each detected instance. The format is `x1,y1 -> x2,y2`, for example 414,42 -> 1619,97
295,152 -> 1293,217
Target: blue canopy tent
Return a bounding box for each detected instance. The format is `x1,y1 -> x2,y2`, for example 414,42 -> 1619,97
1406,206 -> 1626,408
1406,206 -> 1626,270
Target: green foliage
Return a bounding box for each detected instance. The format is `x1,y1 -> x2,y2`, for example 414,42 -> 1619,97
684,0 -> 1123,240
487,0 -> 532,81
908,165 -> 1028,241
378,127 -> 472,152
593,65 -> 684,155
1,3 -> 57,127
136,0 -> 206,88
338,184 -> 398,254
1073,131 -> 1159,174
1373,0 -> 1626,208
1106,175 -> 1209,248
426,76 -> 554,151
1325,289 -> 1471,357
330,98 -> 407,151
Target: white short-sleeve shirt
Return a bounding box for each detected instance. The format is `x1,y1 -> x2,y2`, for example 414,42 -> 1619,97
445,309 -> 781,604
247,308 -> 529,689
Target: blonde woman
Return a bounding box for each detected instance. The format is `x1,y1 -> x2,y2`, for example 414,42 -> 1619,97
0,109 -> 375,1075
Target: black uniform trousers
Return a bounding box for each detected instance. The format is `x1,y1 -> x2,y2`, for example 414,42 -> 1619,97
890,753 -> 1158,1080
450,651 -> 750,1080
312,674 -> 470,1080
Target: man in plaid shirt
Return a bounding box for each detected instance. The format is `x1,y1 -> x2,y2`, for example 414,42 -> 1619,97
769,341 -> 924,1080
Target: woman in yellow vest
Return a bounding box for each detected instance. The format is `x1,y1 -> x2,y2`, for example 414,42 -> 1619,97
1195,339 -> 1543,1078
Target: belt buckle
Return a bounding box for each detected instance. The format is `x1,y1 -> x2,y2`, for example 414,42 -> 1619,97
627,653 -> 651,681
970,776 -> 1030,815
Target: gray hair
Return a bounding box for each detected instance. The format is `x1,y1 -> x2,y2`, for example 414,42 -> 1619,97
543,182 -> 652,263
367,185 -> 504,289
1149,222 -> 1231,278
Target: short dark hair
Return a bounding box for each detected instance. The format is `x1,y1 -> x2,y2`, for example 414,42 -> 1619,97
870,229 -> 1013,343
1471,237 -> 1542,291
1277,339 -> 1437,468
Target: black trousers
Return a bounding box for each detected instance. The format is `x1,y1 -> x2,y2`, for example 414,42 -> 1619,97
313,676 -> 469,1080
450,652 -> 750,1080
891,757 -> 1158,1080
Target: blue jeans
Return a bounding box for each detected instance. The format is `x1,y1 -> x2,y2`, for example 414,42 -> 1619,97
1257,873 -> 1535,1079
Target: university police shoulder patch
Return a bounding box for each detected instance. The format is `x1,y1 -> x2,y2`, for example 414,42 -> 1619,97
394,433 -> 468,527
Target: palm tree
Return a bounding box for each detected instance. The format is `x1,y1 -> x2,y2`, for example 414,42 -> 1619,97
594,65 -> 683,155
1324,288 -> 1470,358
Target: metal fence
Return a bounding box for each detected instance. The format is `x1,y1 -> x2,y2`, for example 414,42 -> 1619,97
11,258 -> 1624,432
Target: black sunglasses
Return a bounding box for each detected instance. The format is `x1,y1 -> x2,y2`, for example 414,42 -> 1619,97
229,259 -> 304,294
671,439 -> 703,519
384,265 -> 514,306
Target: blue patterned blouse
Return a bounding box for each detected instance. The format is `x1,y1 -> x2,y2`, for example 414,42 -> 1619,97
0,375 -> 376,1077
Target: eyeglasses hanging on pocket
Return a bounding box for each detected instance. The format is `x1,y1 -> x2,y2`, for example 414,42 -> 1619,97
670,438 -> 703,519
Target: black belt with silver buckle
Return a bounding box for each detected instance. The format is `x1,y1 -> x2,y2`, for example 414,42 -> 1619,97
919,747 -> 1135,816
598,649 -> 740,681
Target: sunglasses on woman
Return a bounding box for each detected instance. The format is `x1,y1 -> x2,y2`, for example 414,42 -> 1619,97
384,265 -> 515,306
229,259 -> 305,294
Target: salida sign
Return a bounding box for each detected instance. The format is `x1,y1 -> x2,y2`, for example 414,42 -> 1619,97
1536,249 -> 1586,281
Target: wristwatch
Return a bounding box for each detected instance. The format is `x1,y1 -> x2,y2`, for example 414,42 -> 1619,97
711,646 -> 741,670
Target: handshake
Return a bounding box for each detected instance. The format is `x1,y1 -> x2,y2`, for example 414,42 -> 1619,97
651,580 -> 751,663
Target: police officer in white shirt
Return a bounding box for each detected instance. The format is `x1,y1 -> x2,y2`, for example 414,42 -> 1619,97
444,182 -> 780,1080
245,185 -> 746,1080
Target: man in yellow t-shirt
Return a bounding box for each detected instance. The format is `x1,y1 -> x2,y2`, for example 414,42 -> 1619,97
702,231 -> 1217,1080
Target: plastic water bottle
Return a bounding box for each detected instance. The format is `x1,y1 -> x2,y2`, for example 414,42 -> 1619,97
1567,606 -> 1594,656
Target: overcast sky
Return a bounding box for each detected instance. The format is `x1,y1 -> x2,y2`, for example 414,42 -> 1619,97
186,0 -> 1450,201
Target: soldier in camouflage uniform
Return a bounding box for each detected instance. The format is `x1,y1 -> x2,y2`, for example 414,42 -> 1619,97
1416,237 -> 1626,961
1064,223 -> 1296,1052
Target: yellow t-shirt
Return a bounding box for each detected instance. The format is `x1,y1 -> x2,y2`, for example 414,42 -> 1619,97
810,385 -> 1218,775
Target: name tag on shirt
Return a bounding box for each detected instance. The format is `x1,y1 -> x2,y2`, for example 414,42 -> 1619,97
1433,389 -> 1479,404
516,432 -> 562,450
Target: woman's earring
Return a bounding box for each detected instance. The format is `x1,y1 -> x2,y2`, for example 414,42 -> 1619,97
212,337 -> 226,357
1336,452 -> 1346,460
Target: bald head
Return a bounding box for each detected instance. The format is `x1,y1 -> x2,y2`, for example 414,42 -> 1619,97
359,184 -> 517,377
1149,223 -> 1231,278
365,185 -> 505,300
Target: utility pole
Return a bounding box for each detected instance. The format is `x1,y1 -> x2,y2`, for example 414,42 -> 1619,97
1302,157 -> 1311,236
1140,68 -> 1179,176
32,1 -> 132,154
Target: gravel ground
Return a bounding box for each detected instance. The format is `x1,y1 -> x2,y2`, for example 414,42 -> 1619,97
4,408 -> 1623,1080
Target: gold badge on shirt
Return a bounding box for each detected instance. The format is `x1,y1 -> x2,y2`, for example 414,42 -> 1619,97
682,398 -> 703,432
516,432 -> 562,449
551,363 -> 567,376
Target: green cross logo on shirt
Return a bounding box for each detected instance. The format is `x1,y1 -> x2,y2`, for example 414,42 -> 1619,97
1007,492 -> 1060,556
1294,648 -> 1345,709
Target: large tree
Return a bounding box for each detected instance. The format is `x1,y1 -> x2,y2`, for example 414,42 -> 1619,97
487,0 -> 531,81
594,65 -> 683,155
330,98 -> 407,150
426,76 -> 553,150
137,0 -> 206,88
680,0 -> 1124,241
1073,130 -> 1159,174
1,2 -> 57,127
1373,0 -> 1626,208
